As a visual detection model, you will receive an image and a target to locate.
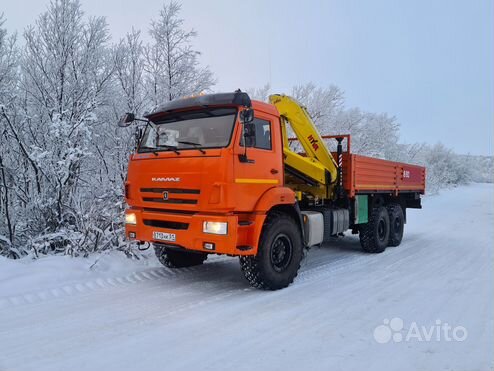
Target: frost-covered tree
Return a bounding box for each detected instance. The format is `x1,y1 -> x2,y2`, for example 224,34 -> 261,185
289,83 -> 400,157
0,14 -> 17,98
145,1 -> 214,105
291,83 -> 344,129
0,13 -> 19,257
420,143 -> 471,192
113,29 -> 147,114
106,29 -> 146,186
1,0 -> 219,258
460,155 -> 494,183
351,111 -> 400,158
0,0 -> 115,256
247,83 -> 271,102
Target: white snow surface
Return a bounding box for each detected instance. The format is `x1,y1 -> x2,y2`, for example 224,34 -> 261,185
0,183 -> 492,371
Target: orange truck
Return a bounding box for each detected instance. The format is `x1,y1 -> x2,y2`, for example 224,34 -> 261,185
118,91 -> 425,290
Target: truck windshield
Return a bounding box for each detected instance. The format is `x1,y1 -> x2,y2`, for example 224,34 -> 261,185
138,108 -> 237,153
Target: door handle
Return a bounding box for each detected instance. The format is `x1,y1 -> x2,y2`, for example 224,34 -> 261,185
270,168 -> 279,174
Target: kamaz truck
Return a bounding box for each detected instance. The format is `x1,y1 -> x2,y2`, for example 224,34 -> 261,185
118,91 -> 425,290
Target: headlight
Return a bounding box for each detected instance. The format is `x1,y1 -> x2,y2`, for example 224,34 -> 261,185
125,212 -> 137,225
203,221 -> 228,235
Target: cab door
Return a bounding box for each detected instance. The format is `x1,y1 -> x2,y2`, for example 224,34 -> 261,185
233,111 -> 283,211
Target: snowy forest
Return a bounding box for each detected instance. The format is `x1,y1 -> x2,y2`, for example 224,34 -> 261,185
0,0 -> 492,259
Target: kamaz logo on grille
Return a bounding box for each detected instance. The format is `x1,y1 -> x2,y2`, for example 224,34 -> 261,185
151,177 -> 180,182
163,191 -> 169,200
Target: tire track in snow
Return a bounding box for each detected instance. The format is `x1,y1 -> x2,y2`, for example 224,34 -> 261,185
1,230 -> 485,365
2,238 -> 430,352
0,236 -> 422,311
217,234 -> 482,358
0,256 -> 232,310
0,243 -> 411,353
0,217 -> 466,313
0,248 -> 364,311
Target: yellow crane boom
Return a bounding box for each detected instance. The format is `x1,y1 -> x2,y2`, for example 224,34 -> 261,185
269,94 -> 339,199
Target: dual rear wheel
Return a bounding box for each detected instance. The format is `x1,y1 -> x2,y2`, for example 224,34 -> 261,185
359,203 -> 404,253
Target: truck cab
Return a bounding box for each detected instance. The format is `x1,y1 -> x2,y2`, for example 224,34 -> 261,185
124,92 -> 295,257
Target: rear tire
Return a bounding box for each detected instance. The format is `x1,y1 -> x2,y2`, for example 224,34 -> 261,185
359,206 -> 390,253
387,204 -> 404,247
239,212 -> 303,290
154,245 -> 207,268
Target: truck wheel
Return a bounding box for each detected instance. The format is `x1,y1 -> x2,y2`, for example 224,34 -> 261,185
154,245 -> 207,268
387,204 -> 404,247
359,206 -> 390,253
239,212 -> 303,290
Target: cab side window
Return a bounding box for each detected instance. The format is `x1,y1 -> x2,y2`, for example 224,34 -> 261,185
241,118 -> 272,150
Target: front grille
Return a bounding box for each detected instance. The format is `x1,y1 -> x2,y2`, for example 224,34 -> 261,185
142,197 -> 197,205
143,207 -> 196,215
143,219 -> 189,230
141,187 -> 200,205
140,188 -> 200,194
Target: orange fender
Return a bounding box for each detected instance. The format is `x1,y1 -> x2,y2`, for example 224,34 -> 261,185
254,186 -> 296,213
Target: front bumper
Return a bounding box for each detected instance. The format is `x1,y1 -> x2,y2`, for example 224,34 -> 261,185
125,208 -> 264,256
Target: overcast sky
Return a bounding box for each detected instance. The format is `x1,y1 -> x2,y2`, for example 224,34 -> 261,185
3,0 -> 493,155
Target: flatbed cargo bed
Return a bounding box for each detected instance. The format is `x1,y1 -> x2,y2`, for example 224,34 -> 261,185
337,152 -> 426,197
289,134 -> 426,197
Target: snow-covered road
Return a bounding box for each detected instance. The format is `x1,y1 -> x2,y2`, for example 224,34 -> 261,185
1,184 -> 493,371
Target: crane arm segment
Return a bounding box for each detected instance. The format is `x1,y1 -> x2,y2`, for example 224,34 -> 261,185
269,94 -> 339,186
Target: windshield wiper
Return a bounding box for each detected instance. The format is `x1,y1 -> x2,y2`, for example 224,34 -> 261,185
178,141 -> 206,154
156,144 -> 181,155
138,146 -> 159,156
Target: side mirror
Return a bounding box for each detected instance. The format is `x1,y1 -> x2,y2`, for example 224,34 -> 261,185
243,122 -> 256,147
240,108 -> 254,124
118,112 -> 135,127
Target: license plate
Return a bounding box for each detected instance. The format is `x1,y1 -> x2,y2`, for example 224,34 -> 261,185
153,231 -> 176,242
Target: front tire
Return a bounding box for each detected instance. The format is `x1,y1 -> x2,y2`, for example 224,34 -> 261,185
359,206 -> 390,253
239,212 -> 304,290
154,245 -> 207,268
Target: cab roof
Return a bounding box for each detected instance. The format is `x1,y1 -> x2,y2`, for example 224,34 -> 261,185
144,91 -> 279,120
145,91 -> 251,119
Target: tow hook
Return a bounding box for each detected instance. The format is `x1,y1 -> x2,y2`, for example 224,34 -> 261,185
138,242 -> 151,251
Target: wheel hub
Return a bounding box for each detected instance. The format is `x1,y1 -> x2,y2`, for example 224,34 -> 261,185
394,217 -> 402,231
270,234 -> 293,272
378,219 -> 386,241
